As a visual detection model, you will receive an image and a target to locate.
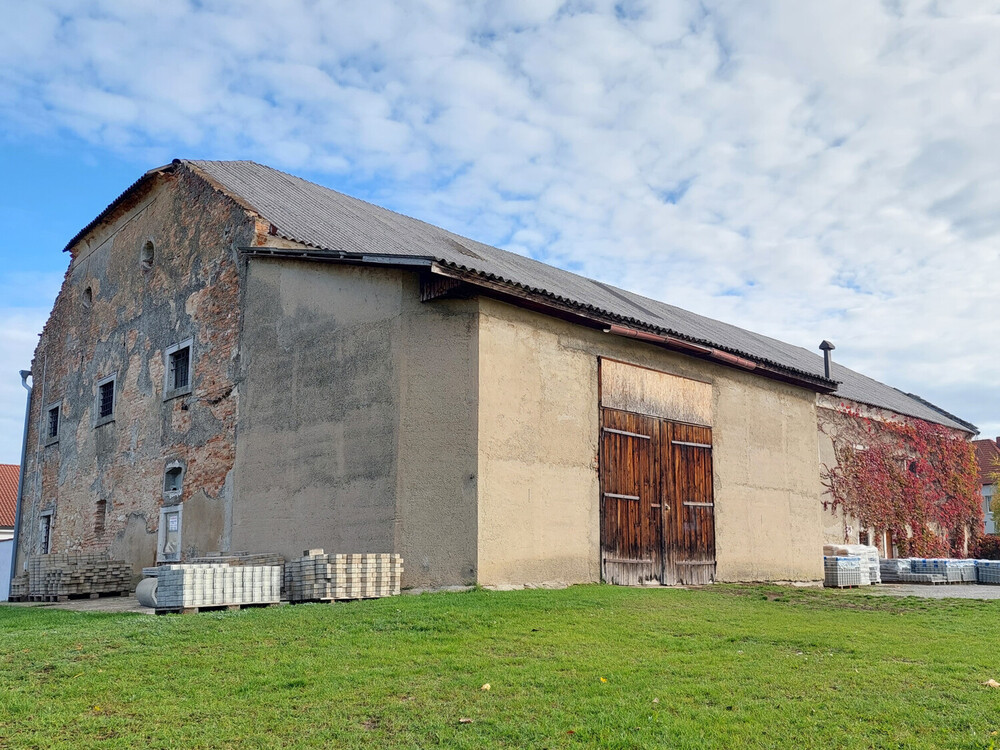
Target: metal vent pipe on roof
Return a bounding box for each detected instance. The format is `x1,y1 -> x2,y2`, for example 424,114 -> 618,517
819,340 -> 835,380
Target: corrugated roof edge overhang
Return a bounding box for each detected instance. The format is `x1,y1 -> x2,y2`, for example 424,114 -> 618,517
240,244 -> 838,393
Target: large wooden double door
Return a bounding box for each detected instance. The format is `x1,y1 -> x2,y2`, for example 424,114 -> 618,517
600,406 -> 716,586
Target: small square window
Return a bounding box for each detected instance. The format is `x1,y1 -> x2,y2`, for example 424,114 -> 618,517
164,465 -> 184,494
45,403 -> 60,443
95,375 -> 116,426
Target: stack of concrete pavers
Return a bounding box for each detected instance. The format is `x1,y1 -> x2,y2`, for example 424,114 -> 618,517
976,560 -> 1000,584
910,558 -> 975,583
154,564 -> 281,609
824,544 -> 880,584
187,552 -> 285,568
9,575 -> 28,601
25,553 -> 132,600
879,558 -> 912,583
186,552 -> 287,597
284,550 -> 403,602
823,556 -> 868,588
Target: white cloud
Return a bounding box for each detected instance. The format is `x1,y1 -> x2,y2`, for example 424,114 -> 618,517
1,0 -> 999,440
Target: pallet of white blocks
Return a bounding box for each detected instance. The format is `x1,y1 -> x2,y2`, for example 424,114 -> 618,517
910,558 -> 975,583
284,550 -> 403,603
25,553 -> 132,601
976,560 -> 1000,584
824,544 -> 880,584
153,564 -> 282,614
823,556 -> 869,588
879,558 -> 912,583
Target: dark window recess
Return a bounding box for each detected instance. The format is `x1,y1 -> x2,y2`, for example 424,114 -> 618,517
98,380 -> 115,419
95,500 -> 106,536
164,467 -> 183,494
40,515 -> 51,554
169,347 -> 190,391
47,406 -> 59,439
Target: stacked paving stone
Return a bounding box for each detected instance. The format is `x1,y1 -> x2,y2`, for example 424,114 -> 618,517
879,558 -> 912,583
186,552 -> 288,598
187,552 -> 285,568
910,558 -> 975,583
284,550 -> 403,602
976,560 -> 1000,584
823,555 -> 868,588
9,575 -> 28,601
824,544 -> 880,584
155,564 -> 281,609
26,553 -> 131,600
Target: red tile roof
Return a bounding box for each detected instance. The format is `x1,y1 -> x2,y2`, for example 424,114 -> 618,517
973,439 -> 1000,487
0,464 -> 19,527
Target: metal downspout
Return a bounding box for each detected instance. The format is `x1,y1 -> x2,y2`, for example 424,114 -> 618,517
9,370 -> 32,589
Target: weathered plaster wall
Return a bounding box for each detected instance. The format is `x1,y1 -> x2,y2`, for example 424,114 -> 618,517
15,169 -> 252,578
234,261 -> 478,587
476,298 -> 825,585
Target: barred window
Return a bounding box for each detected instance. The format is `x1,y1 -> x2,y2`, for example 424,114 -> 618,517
169,346 -> 190,391
46,404 -> 60,440
96,376 -> 116,424
164,339 -> 193,399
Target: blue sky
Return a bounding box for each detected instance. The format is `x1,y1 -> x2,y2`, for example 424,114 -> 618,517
2,0 -> 1000,463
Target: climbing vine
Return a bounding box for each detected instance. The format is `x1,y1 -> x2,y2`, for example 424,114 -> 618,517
820,404 -> 981,557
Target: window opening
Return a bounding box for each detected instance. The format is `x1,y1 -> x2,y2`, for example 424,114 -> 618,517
40,514 -> 52,554
164,466 -> 184,494
169,346 -> 190,391
141,241 -> 155,271
98,379 -> 115,419
46,404 -> 60,441
83,287 -> 93,308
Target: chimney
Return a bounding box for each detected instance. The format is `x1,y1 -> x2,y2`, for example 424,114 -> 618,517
819,340 -> 835,379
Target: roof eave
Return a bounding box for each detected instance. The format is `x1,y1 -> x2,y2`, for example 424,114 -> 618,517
242,245 -> 837,393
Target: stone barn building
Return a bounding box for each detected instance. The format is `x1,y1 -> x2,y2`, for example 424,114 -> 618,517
10,160 -> 976,588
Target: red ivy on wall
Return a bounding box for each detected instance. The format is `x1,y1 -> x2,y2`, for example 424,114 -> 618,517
820,405 -> 981,558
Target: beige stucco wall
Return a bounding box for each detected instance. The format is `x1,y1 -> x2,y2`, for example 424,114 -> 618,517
234,260 -> 479,588
476,298 -> 825,585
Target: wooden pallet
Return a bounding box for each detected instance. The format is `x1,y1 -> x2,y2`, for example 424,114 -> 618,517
28,590 -> 130,602
154,602 -> 280,616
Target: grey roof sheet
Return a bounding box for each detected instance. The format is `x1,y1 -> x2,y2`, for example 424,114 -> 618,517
185,159 -> 972,432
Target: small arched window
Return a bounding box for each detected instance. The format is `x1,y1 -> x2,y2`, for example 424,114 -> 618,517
140,241 -> 155,271
83,286 -> 93,308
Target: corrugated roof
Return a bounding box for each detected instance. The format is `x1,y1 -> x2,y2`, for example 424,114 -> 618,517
0,464 -> 19,528
71,158 -> 976,433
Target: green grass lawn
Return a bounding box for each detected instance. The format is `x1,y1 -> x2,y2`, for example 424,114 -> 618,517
2,585 -> 1000,749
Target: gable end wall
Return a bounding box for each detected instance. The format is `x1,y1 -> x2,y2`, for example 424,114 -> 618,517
15,170 -> 254,577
